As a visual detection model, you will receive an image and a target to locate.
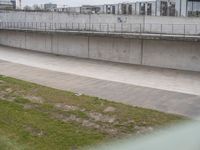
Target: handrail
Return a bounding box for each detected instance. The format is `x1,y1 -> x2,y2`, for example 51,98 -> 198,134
0,22 -> 199,36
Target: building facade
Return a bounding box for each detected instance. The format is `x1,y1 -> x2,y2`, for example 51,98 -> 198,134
39,0 -> 200,17
176,0 -> 200,17
0,0 -> 15,9
94,0 -> 177,16
44,3 -> 57,11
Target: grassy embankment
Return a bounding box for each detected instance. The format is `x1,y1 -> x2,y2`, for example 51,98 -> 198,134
0,75 -> 185,150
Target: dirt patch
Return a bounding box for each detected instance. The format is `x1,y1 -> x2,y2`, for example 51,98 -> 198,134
103,106 -> 116,113
52,113 -> 82,123
0,91 -> 6,99
82,120 -> 100,128
88,112 -> 115,123
24,125 -> 45,137
51,112 -> 118,136
5,88 -> 13,93
24,95 -> 44,104
54,103 -> 79,111
23,104 -> 39,110
0,91 -> 16,101
0,80 -> 5,84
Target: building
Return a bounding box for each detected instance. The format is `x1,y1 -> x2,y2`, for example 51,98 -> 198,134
0,0 -> 15,9
156,0 -> 176,16
176,0 -> 200,17
101,0 -> 176,16
42,0 -> 200,17
55,7 -> 80,13
80,5 -> 101,14
10,0 -> 16,9
44,3 -> 57,11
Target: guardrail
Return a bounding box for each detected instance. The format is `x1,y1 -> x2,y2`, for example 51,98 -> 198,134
0,22 -> 200,36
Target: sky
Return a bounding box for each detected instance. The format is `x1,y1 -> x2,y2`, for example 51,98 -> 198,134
22,0 -> 150,7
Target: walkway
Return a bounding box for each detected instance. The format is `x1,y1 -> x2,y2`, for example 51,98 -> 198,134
0,45 -> 200,118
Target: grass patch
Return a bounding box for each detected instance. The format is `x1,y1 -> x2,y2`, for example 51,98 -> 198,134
0,75 -> 186,150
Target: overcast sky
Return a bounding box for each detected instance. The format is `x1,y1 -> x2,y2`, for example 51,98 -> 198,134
22,0 -> 150,7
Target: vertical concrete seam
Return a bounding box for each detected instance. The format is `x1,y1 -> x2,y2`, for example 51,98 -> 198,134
50,33 -> 53,53
129,38 -> 131,63
141,39 -> 144,65
88,36 -> 90,58
45,33 -> 47,51
25,31 -> 27,49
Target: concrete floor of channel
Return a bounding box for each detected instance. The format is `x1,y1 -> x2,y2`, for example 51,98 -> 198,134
0,45 -> 200,118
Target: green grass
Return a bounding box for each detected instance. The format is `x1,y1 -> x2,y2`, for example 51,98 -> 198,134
0,75 -> 186,150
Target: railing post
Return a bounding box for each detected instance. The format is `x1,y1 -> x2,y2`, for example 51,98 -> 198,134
55,23 -> 56,31
121,23 -> 123,33
78,23 -> 80,31
92,23 -> 94,31
195,24 -> 197,35
59,23 -> 61,30
36,22 -> 38,30
99,23 -> 101,32
45,23 -> 46,31
130,24 -> 132,33
184,24 -> 186,35
150,24 -> 152,33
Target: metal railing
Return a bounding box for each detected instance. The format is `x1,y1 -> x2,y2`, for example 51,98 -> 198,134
0,22 -> 200,36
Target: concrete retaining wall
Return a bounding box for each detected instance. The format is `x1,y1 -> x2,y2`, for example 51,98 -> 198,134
89,37 -> 142,64
143,40 -> 200,71
0,30 -> 200,72
1,11 -> 200,35
1,10 -> 200,24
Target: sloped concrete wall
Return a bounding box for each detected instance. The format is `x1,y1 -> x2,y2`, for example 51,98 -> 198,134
143,40 -> 200,72
0,30 -> 200,72
51,33 -> 89,58
0,30 -> 26,49
89,37 -> 142,64
25,32 -> 52,53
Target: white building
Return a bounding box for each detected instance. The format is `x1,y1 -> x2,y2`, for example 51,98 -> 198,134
101,0 -> 176,16
176,0 -> 200,17
0,0 -> 14,9
35,0 -> 200,17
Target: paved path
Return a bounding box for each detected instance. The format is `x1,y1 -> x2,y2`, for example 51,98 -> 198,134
0,46 -> 200,118
0,45 -> 200,96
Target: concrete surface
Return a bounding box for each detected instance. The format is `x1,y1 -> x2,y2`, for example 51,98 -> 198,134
143,40 -> 200,71
0,46 -> 200,118
0,45 -> 200,96
0,30 -> 200,72
1,10 -> 200,34
0,59 -> 200,118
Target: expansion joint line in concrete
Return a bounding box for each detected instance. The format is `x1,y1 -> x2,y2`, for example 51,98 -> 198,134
88,36 -> 90,58
141,39 -> 144,65
50,33 -> 53,53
